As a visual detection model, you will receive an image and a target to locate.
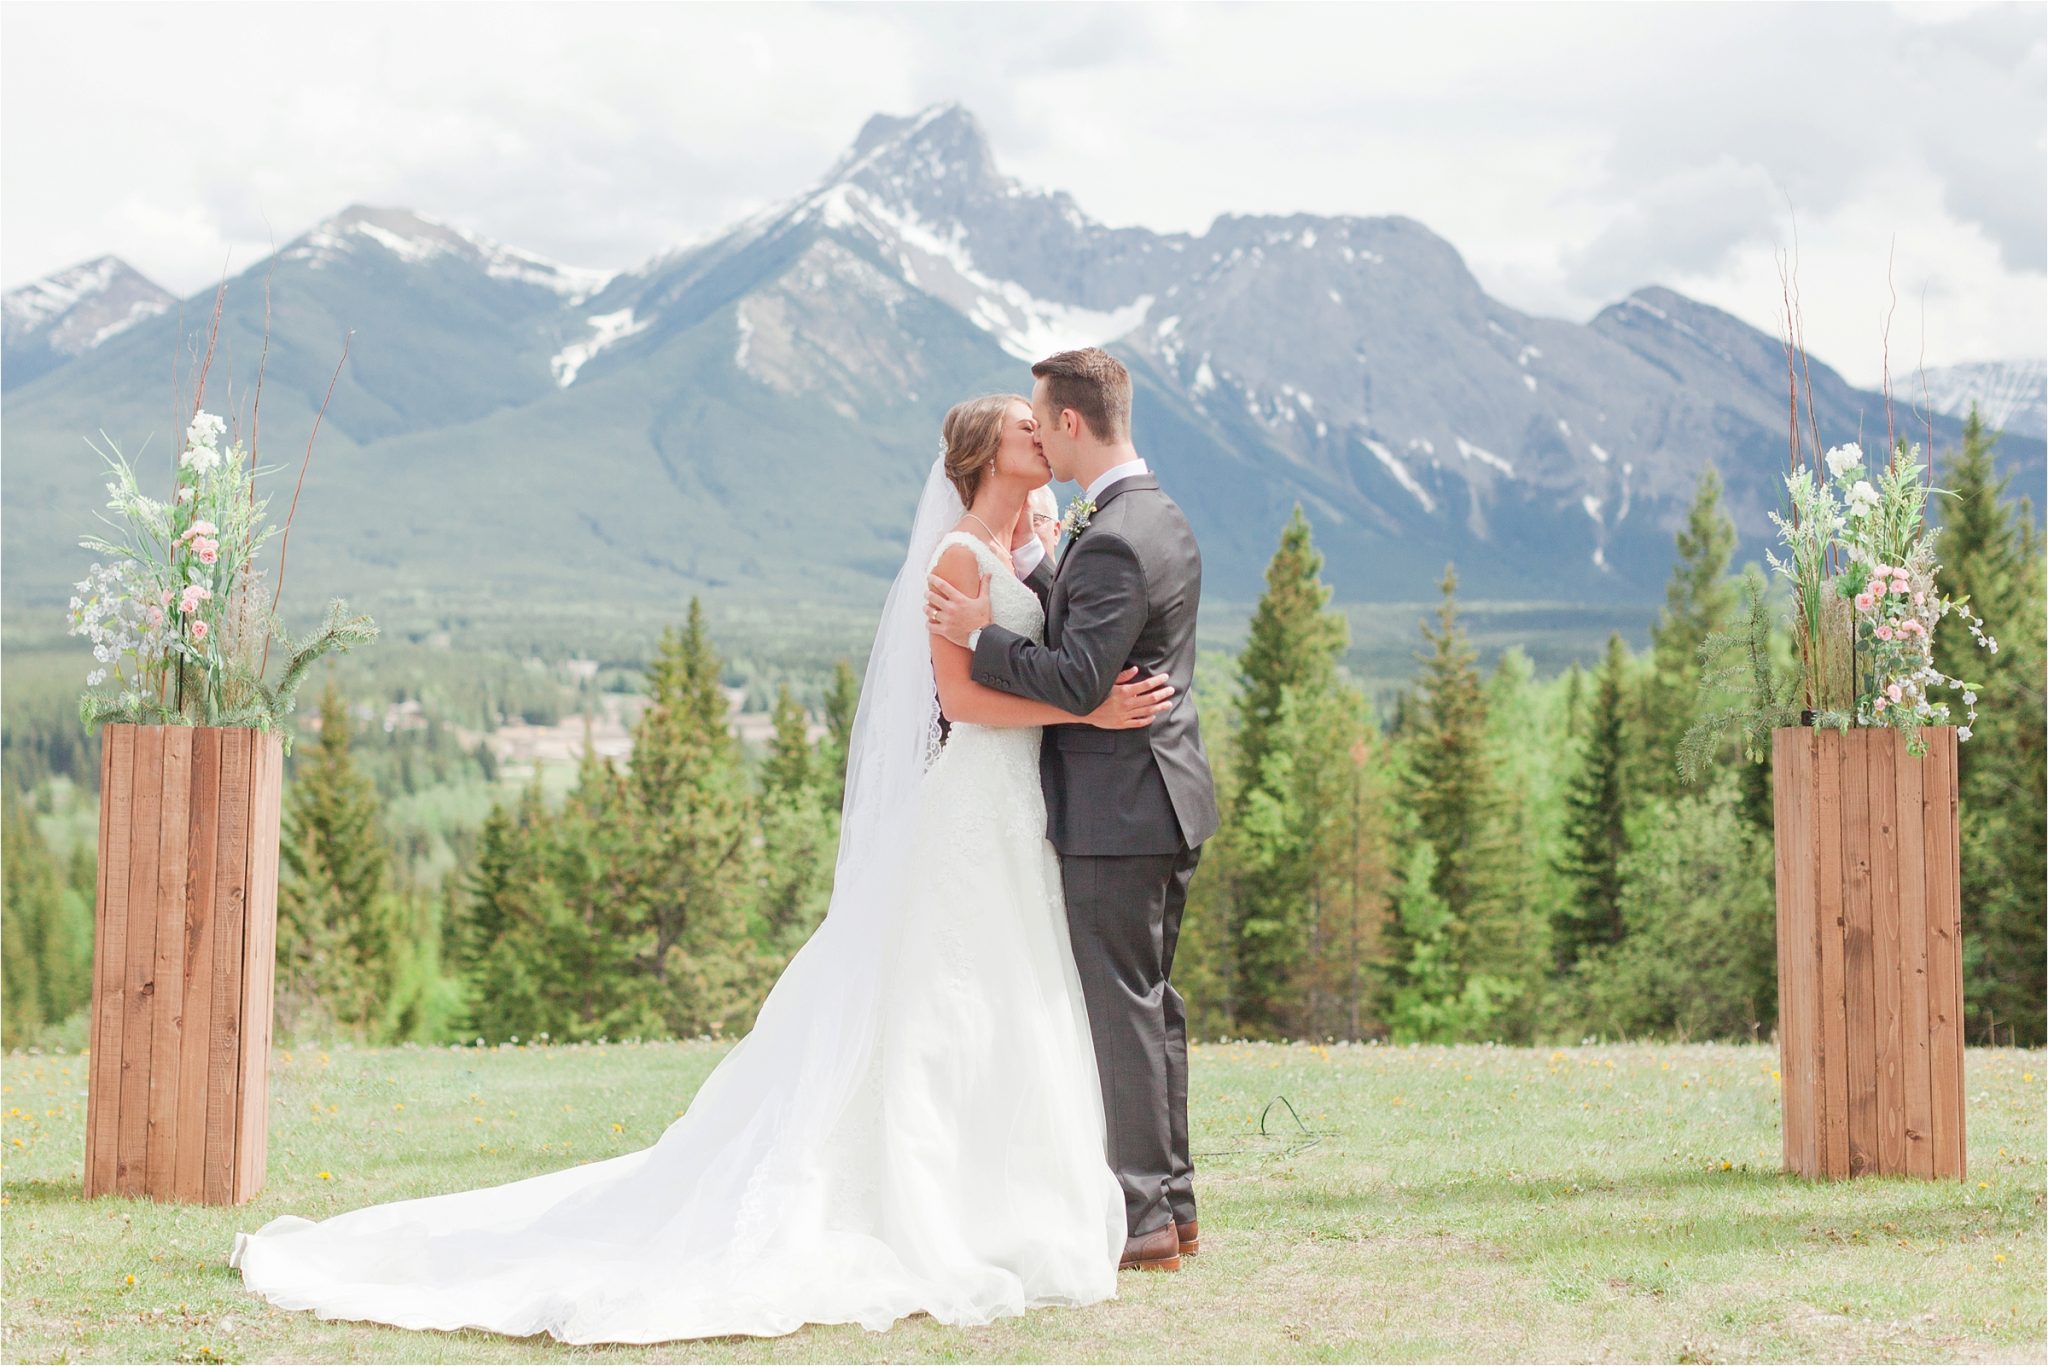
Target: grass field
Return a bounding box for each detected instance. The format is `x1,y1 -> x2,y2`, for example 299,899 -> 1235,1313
3,1039 -> 2042,1363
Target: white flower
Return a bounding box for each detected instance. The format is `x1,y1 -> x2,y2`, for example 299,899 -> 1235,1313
1824,443 -> 1863,480
186,410 -> 226,450
179,445 -> 221,475
86,668 -> 107,687
1845,480 -> 1880,517
176,486 -> 195,504
1962,690 -> 1977,705
1957,726 -> 1972,741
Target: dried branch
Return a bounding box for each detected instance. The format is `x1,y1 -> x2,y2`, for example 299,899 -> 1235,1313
261,329 -> 352,674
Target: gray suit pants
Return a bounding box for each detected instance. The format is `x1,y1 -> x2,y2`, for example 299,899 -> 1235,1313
1059,842 -> 1201,1238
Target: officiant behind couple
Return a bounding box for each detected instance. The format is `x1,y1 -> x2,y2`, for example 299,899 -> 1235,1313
230,346 -> 1220,1345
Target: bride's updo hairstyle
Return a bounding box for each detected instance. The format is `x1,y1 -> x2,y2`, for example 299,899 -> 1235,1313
941,393 -> 1026,506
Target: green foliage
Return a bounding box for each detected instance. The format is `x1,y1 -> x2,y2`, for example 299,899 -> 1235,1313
1384,842 -> 1522,1043
819,659 -> 860,813
755,686 -> 837,961
1641,466 -> 1738,796
1935,406 -> 2046,1046
1219,507 -> 1377,1036
762,686 -> 813,801
1565,776 -> 1777,1042
1,786 -> 94,1048
1678,570 -> 1800,783
276,681 -> 411,1042
1554,633 -> 1632,968
1392,565 -> 1528,1039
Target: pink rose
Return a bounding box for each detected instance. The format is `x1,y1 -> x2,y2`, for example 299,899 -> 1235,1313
1875,625 -> 1893,641
1871,564 -> 1891,578
1874,697 -> 1888,713
190,620 -> 209,642
198,546 -> 218,565
146,606 -> 164,626
1890,578 -> 1909,595
1887,682 -> 1903,702
1854,592 -> 1875,612
189,519 -> 216,537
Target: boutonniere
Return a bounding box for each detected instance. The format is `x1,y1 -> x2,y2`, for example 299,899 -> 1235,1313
1059,496 -> 1096,541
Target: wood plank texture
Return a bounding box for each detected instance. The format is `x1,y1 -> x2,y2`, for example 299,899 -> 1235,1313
1772,726 -> 1966,1181
83,724 -> 282,1205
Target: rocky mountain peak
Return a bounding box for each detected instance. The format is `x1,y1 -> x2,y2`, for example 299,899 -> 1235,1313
283,204 -> 614,302
2,255 -> 177,386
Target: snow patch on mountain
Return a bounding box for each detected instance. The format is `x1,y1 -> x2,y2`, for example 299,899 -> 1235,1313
1363,436 -> 1437,513
4,257 -> 123,329
1900,358 -> 2046,440
552,308 -> 649,387
1454,434 -> 1515,477
803,181 -> 1153,360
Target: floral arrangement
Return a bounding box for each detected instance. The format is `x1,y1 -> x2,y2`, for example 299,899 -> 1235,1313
1679,267 -> 1997,780
65,290 -> 375,753
1767,439 -> 1996,754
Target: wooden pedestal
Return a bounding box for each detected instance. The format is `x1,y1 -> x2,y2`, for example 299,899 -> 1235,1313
84,724 -> 283,1204
1771,725 -> 1966,1181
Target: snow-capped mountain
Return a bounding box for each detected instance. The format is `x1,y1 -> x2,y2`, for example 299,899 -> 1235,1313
282,204 -> 616,304
4,105 -> 2040,620
1896,359 -> 2047,441
2,256 -> 176,390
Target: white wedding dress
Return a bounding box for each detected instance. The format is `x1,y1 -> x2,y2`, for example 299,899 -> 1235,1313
230,478 -> 1126,1344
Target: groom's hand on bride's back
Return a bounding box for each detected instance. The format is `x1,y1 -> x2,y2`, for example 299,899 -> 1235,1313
1086,667 -> 1174,729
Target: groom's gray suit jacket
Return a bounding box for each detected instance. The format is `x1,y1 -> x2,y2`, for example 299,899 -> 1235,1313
973,473 -> 1220,856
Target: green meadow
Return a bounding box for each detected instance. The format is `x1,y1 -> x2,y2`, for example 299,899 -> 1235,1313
3,1039 -> 2042,1363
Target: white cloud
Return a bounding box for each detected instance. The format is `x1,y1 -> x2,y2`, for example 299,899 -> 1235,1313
2,0 -> 2039,387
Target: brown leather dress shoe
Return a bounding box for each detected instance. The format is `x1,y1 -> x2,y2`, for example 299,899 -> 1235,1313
1176,1219 -> 1200,1256
1118,1222 -> 1182,1271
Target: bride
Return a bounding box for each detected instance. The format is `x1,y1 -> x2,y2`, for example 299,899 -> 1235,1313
229,394 -> 1177,1344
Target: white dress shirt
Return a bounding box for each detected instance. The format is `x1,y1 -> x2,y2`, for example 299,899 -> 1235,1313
1012,530 -> 1046,579
1084,457 -> 1150,505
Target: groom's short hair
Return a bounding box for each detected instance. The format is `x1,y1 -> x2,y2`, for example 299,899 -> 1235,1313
1032,347 -> 1131,443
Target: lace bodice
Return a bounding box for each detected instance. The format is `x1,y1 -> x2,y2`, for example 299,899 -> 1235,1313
925,529 -> 1048,771
926,530 -> 1046,643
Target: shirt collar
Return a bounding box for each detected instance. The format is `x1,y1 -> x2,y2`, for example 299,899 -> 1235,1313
1084,457 -> 1149,506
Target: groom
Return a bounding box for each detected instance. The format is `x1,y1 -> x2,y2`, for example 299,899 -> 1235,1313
927,347 -> 1219,1273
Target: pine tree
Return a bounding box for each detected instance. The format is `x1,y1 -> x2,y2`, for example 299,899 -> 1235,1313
763,686 -> 813,802
624,600 -> 760,1036
1234,506 -> 1346,791
459,776 -> 569,1041
0,787 -> 88,1047
1225,507 -> 1354,1035
756,685 -> 835,963
1640,465 -> 1737,798
550,749 -> 667,1040
1480,649 -> 1564,1042
277,681 -> 403,1040
1934,406 -> 2046,1045
819,660 -> 860,812
1398,565 -> 1519,1038
1406,567 -> 1499,927
1555,633 -> 1632,968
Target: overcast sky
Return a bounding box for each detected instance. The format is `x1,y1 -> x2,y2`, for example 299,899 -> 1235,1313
4,1 -> 2041,388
